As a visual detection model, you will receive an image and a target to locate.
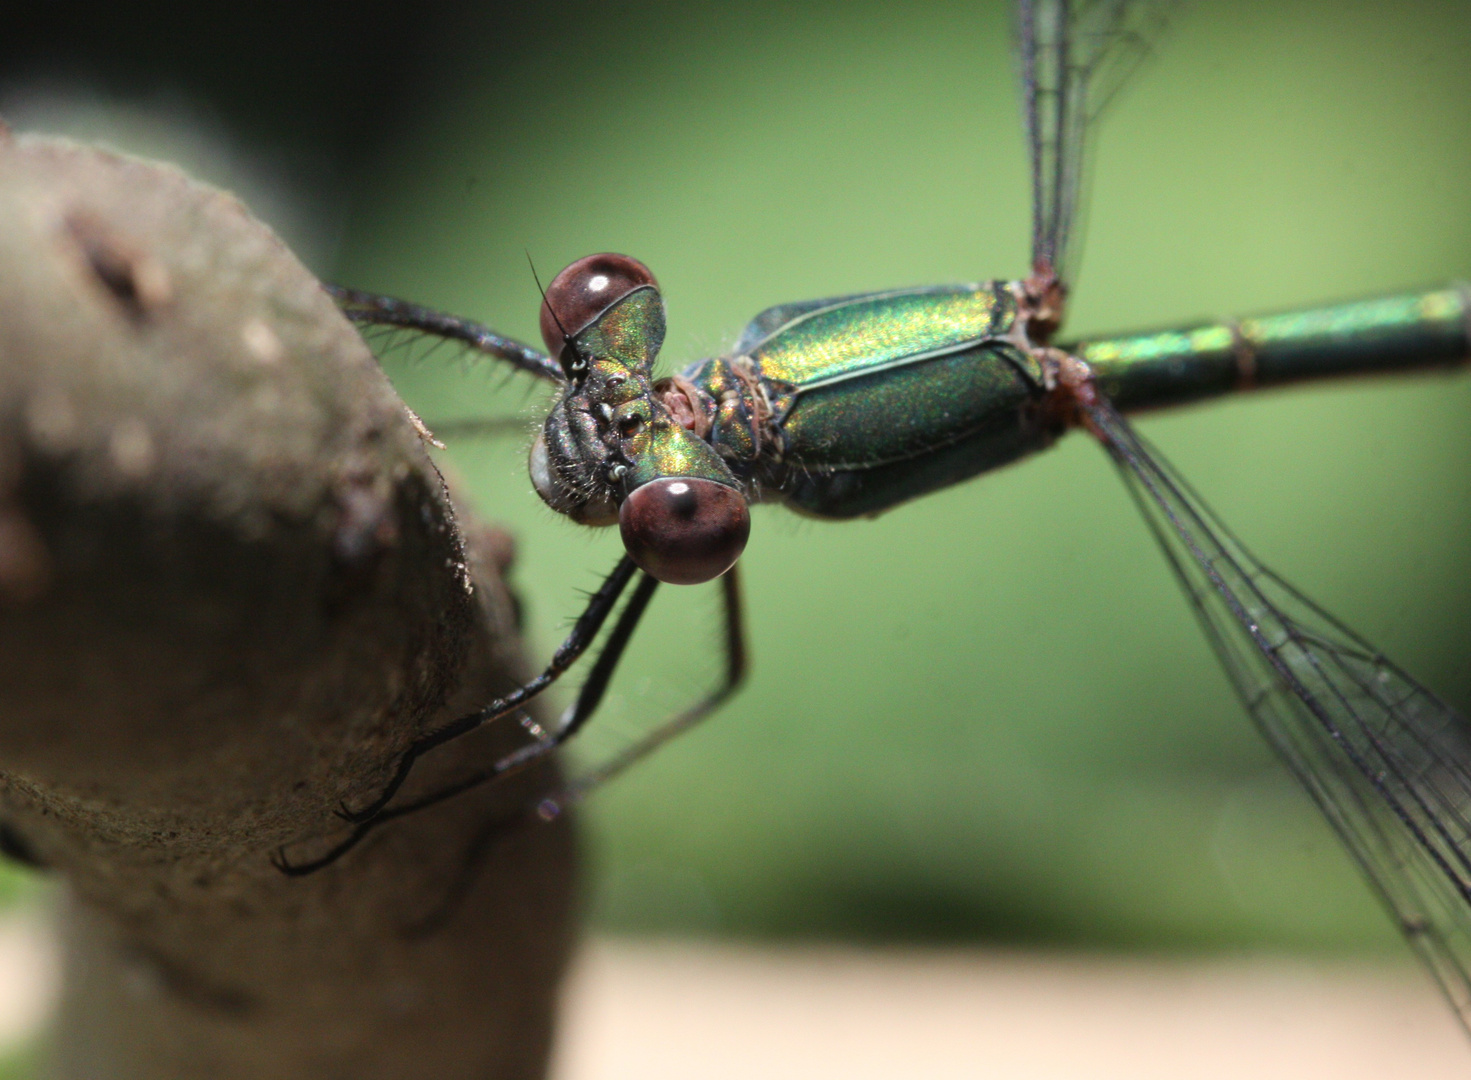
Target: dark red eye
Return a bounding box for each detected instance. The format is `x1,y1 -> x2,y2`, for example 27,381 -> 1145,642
539,253 -> 657,356
618,477 -> 750,585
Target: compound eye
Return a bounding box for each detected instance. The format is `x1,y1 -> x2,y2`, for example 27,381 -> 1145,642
540,253 -> 657,357
618,477 -> 750,585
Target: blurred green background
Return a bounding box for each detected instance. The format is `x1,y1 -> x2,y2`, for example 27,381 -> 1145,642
6,0 -> 1471,958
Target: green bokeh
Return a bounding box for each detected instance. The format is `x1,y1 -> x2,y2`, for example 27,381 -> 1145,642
332,0 -> 1471,952
0,1044 -> 39,1080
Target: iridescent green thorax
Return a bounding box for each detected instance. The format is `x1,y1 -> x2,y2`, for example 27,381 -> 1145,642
751,284 -> 1021,387
679,281 -> 1064,519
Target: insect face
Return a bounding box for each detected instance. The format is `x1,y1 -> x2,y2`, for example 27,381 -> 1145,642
530,253 -> 750,583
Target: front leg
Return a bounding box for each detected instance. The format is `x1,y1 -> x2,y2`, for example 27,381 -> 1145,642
272,556 -> 641,875
327,284 -> 565,383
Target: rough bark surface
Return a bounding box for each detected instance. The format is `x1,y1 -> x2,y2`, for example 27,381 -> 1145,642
0,131 -> 576,1078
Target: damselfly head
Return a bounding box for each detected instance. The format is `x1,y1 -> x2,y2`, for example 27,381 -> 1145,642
529,252 -> 750,584
539,253 -> 658,377
618,477 -> 749,585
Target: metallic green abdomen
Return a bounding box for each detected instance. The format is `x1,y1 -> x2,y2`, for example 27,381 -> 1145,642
1074,286 -> 1471,412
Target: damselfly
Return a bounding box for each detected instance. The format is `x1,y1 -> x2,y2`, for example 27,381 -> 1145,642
282,0 -> 1471,1031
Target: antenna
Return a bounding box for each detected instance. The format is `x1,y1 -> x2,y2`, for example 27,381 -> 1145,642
527,251 -> 587,379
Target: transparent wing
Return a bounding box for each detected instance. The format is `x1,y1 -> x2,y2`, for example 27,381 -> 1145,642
1018,0 -> 1180,286
1084,394 -> 1471,1029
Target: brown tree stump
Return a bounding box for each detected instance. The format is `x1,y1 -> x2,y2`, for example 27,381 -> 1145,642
0,129 -> 576,1079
